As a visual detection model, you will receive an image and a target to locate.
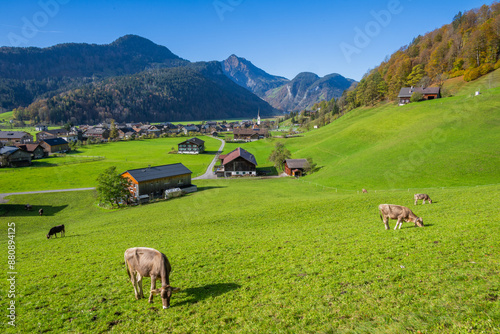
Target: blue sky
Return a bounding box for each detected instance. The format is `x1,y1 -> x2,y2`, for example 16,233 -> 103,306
0,0 -> 492,81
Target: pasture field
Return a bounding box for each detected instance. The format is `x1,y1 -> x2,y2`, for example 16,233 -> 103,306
285,70 -> 500,190
0,136 -> 221,192
0,179 -> 499,333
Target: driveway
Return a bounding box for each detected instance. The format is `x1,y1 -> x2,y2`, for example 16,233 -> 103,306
193,137 -> 225,180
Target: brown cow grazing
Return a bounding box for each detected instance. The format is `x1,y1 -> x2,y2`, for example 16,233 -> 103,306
362,189 -> 368,193
124,247 -> 180,309
47,224 -> 65,239
39,208 -> 44,216
414,193 -> 432,205
379,204 -> 424,230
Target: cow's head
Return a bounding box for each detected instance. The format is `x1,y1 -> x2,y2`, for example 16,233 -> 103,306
151,285 -> 180,309
46,234 -> 51,239
414,217 -> 424,227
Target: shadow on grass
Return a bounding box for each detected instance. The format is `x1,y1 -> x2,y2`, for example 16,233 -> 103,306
257,166 -> 278,176
175,283 -> 241,307
196,186 -> 226,192
0,204 -> 68,217
204,150 -> 221,155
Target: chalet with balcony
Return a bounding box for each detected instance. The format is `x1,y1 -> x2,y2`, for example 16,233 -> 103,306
178,138 -> 205,154
216,147 -> 257,177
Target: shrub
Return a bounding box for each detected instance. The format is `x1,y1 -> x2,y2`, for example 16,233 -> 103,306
479,63 -> 494,75
464,68 -> 481,82
410,92 -> 424,102
495,59 -> 500,70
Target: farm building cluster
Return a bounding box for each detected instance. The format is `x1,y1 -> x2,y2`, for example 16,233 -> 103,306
0,115 -> 275,168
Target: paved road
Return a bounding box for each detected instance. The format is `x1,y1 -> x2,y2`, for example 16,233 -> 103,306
193,137 -> 225,180
0,188 -> 96,204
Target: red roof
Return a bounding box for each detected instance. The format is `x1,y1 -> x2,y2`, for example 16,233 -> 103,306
221,147 -> 257,166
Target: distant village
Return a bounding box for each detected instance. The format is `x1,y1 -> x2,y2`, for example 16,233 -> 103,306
0,115 -> 276,168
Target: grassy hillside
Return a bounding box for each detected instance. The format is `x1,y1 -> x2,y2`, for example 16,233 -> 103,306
285,69 -> 500,190
1,180 -> 499,333
0,70 -> 499,333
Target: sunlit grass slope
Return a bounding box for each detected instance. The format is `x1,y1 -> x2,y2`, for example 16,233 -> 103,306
286,69 -> 500,190
1,179 -> 499,333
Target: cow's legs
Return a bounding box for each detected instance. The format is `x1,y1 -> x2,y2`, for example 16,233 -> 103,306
384,217 -> 390,230
137,273 -> 144,299
414,199 -> 417,205
395,218 -> 402,230
129,270 -> 140,300
149,275 -> 157,303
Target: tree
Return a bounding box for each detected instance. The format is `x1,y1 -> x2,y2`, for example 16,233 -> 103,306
410,91 -> 424,102
303,157 -> 318,174
96,166 -> 131,207
268,142 -> 291,171
109,119 -> 119,140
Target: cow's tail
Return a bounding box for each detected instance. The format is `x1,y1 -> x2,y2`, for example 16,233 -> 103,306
379,214 -> 383,221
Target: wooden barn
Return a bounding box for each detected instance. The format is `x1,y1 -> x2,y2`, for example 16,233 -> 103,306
40,138 -> 70,154
15,143 -> 47,159
216,147 -> 257,177
233,128 -> 269,141
398,86 -> 441,105
0,146 -> 32,167
178,138 -> 205,154
121,163 -> 197,202
284,159 -> 310,177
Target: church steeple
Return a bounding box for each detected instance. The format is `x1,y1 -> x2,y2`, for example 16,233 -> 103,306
257,109 -> 261,126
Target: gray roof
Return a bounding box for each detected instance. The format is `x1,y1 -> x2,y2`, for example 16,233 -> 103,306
398,87 -> 440,98
0,131 -> 31,139
0,146 -> 19,156
179,138 -> 205,146
122,163 -> 192,183
42,138 -> 69,146
285,159 -> 310,169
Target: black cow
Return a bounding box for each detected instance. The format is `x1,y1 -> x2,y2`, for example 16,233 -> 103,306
47,225 -> 65,239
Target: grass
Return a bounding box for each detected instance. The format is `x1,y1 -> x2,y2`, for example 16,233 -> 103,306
1,180 -> 499,333
0,69 -> 499,333
0,136 -> 221,192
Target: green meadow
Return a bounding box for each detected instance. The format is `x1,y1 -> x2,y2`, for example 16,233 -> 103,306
0,71 -> 499,333
0,136 -> 221,192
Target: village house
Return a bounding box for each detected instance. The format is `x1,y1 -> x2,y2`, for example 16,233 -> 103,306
216,147 -> 257,177
0,146 -> 32,167
0,131 -> 34,145
15,143 -> 47,159
121,163 -> 197,202
40,138 -> 70,154
84,127 -> 110,140
35,124 -> 48,131
284,159 -> 310,177
183,125 -> 199,135
233,128 -> 269,141
36,128 -> 80,143
398,86 -> 441,105
178,138 -> 205,154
